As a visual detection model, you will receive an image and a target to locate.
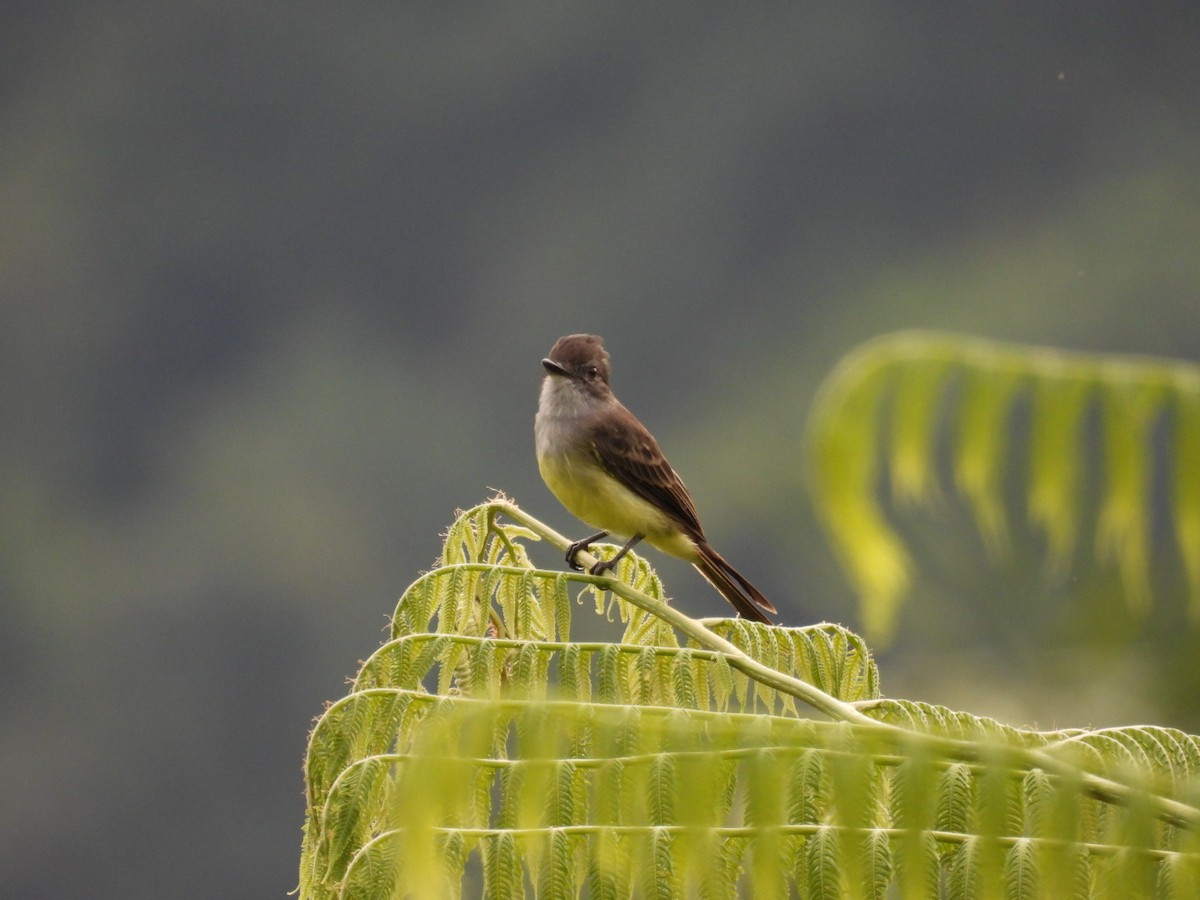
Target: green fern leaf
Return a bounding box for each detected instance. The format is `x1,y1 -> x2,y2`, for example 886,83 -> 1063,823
483,831 -> 522,899
807,331 -> 1200,640
936,762 -> 976,837
860,829 -> 894,900
805,825 -> 843,900
298,499 -> 1200,899
1003,837 -> 1038,900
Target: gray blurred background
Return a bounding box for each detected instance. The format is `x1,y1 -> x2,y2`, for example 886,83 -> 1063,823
4,3 -> 1200,896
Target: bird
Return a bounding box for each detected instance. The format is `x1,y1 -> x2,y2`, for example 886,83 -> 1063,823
534,333 -> 776,623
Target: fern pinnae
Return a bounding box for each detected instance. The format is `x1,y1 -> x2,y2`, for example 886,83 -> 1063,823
766,630 -> 798,714
806,631 -> 835,698
818,728 -> 867,831
671,823 -> 719,899
494,761 -> 523,832
557,643 -> 582,702
855,631 -> 882,700
438,565 -> 473,636
820,626 -> 849,697
481,566 -> 512,636
726,617 -> 758,663
424,633 -> 463,689
743,751 -> 791,893
947,836 -> 982,900
1094,847 -> 1158,900
1036,839 -> 1092,900
1056,728 -> 1176,785
893,830 -> 941,900
490,567 -> 520,638
617,704 -> 644,763
529,571 -> 559,642
805,824 -> 844,900
320,755 -> 391,879
392,570 -> 434,636
787,748 -> 825,829
1125,725 -> 1200,785
633,645 -> 657,706
748,822 -> 788,899
466,638 -> 498,698
742,747 -> 784,830
338,829 -> 397,900
890,742 -> 937,834
619,585 -> 677,649
888,354 -> 954,506
711,833 -> 749,897
806,336 -> 909,641
1022,767 -> 1055,838
753,629 -> 787,714
478,563 -> 506,617
689,645 -> 713,714
592,757 -> 624,830
440,504 -> 480,564
860,829 -> 894,900
709,650 -> 735,713
973,747 -> 1020,891
596,644 -> 620,703
1173,388 -> 1200,618
435,637 -> 466,699
670,648 -> 697,709
732,657 -> 755,715
714,754 -> 741,831
1167,727 -> 1200,782
954,366 -> 1025,558
936,762 -> 976,838
1096,380 -> 1164,613
511,642 -> 542,701
583,828 -> 621,900
1111,727 -> 1177,781
1028,373 -> 1091,574
1156,849 -> 1200,900
482,831 -> 522,900
535,828 -> 576,900
1002,837 -> 1038,900
330,691 -> 410,797
641,827 -> 678,900
440,832 -> 468,900
648,753 -> 676,826
351,636 -> 404,693
551,759 -> 579,828
551,572 -> 573,642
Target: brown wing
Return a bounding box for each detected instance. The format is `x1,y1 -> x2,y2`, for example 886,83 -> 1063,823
585,403 -> 706,539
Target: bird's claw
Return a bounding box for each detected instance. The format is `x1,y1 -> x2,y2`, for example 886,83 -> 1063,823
589,559 -> 616,577
564,539 -> 590,571
566,542 -> 616,576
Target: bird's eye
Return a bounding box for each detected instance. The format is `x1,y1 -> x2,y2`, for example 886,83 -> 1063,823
586,365 -> 599,379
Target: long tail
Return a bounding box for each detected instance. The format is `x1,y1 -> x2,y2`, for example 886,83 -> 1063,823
692,542 -> 777,624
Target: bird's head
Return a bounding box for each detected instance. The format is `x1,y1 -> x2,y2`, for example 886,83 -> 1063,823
541,334 -> 611,390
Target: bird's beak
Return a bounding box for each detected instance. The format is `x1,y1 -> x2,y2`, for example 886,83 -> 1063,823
541,358 -> 569,377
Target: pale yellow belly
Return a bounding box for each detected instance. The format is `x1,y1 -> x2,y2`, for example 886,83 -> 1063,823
537,451 -> 698,561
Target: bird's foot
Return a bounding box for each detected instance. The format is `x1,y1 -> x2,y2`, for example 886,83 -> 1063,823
588,558 -> 617,576
565,530 -> 610,572
564,539 -> 591,571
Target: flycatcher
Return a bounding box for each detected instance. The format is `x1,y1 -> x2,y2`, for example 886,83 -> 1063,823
534,333 -> 777,623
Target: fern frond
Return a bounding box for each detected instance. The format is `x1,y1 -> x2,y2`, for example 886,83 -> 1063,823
1047,726 -> 1200,787
299,499 -> 1200,899
806,331 -> 1200,640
